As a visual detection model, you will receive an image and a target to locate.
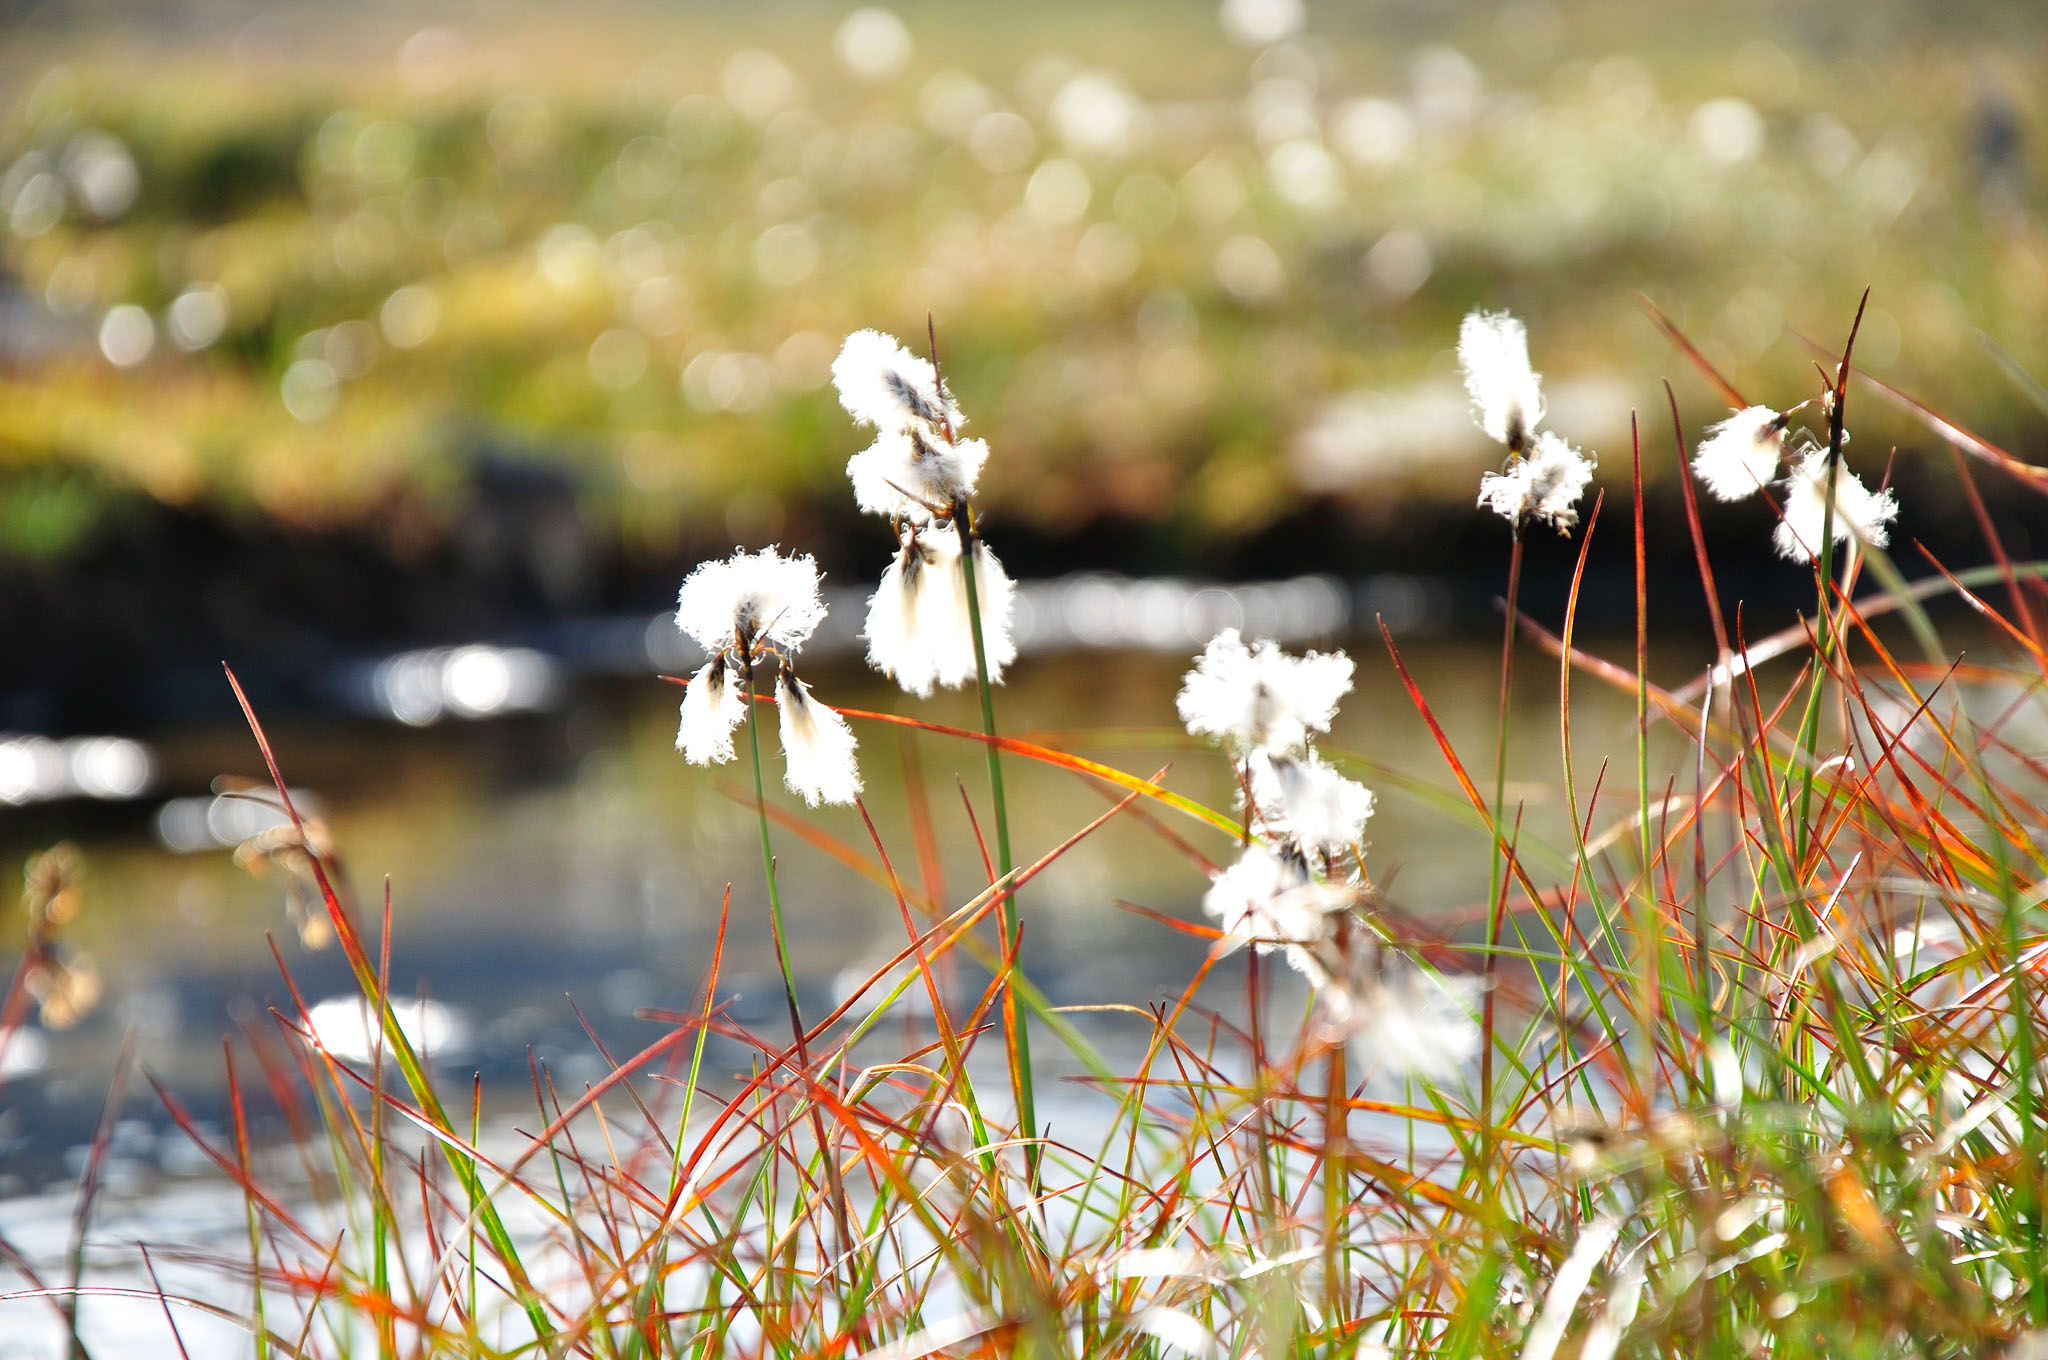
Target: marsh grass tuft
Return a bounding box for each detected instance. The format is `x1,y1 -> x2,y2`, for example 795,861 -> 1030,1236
10,299 -> 2048,1357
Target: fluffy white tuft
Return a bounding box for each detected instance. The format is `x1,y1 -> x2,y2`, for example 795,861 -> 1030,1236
1476,431 -> 1595,534
1340,964 -> 1481,1085
676,660 -> 746,765
874,525 -> 1014,692
864,529 -> 945,697
1693,405 -> 1786,502
1177,628 -> 1354,757
847,430 -> 990,523
775,674 -> 862,806
1203,846 -> 1354,962
1458,309 -> 1545,450
1772,447 -> 1897,562
831,329 -> 961,434
675,546 -> 827,656
959,540 -> 1016,679
1247,752 -> 1375,859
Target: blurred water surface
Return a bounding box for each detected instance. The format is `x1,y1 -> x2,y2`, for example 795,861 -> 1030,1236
0,628 -> 1670,1191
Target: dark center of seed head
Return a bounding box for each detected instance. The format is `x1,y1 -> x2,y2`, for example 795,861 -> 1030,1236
886,368 -> 942,427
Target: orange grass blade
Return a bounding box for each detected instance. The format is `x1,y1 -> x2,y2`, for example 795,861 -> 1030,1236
664,678 -> 1241,840
1639,293 -> 1749,409
1787,329 -> 2048,493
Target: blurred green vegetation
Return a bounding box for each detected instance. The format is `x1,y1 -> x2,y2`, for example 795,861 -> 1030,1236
1,0 -> 2044,564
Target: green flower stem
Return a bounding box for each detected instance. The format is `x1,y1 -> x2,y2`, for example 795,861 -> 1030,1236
957,509 -> 1039,1188
743,663 -> 854,1265
1481,532 -> 1523,1176
745,669 -> 806,1049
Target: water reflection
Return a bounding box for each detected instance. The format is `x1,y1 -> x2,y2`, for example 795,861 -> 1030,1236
0,632 -> 1662,1190
0,734 -> 154,806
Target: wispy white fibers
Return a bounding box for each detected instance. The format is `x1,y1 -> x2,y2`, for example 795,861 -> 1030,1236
863,524 -> 1017,695
1460,308 -> 1598,537
865,528 -> 944,696
1203,845 -> 1354,962
673,545 -> 859,797
675,546 -> 827,655
1176,628 -> 1354,757
953,538 -> 1016,681
1247,752 -> 1374,859
1692,405 -> 1786,502
1772,447 -> 1897,561
1458,309 -> 1545,451
1176,624 -> 1474,1086
831,328 -> 960,434
910,525 -> 972,685
775,673 -> 861,806
836,327 -> 1013,697
676,659 -> 745,764
1476,431 -> 1596,534
1339,963 -> 1481,1084
847,429 -> 990,523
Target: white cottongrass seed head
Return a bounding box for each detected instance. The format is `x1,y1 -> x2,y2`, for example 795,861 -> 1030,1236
1203,845 -> 1355,961
1458,309 -> 1545,451
864,527 -> 949,697
1247,752 -> 1375,860
831,329 -> 961,434
847,429 -> 990,523
1693,405 -> 1787,502
1339,962 -> 1482,1085
676,659 -> 746,765
775,673 -> 862,806
1476,430 -> 1596,535
868,526 -> 1015,693
1177,628 -> 1355,757
1773,447 -> 1898,562
864,524 -> 1014,694
675,546 -> 828,657
956,539 -> 1016,681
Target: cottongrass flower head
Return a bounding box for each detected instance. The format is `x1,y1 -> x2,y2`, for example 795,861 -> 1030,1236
1177,625 -> 1471,1084
676,656 -> 745,765
674,546 -> 827,658
1772,446 -> 1898,562
1458,309 -> 1545,453
1176,628 -> 1354,758
1692,405 -> 1790,502
847,430 -> 991,524
835,328 -> 979,525
1460,309 -> 1595,534
834,328 -> 1017,695
1333,957 -> 1482,1085
863,523 -> 1017,697
774,674 -> 862,807
831,328 -> 961,436
1475,430 -> 1597,535
1247,751 -> 1375,863
673,545 -> 860,806
1203,844 -> 1356,966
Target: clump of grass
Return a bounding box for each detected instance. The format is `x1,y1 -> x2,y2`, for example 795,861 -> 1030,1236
12,296 -> 2048,1358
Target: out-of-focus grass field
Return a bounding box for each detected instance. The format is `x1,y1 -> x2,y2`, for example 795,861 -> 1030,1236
0,0 -> 2042,566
